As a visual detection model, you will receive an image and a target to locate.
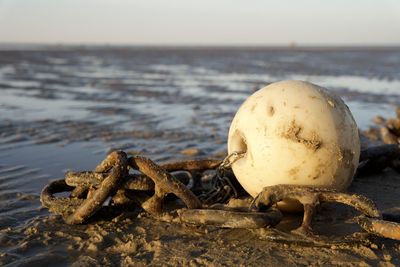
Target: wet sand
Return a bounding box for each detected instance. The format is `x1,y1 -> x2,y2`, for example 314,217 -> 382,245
1,47 -> 400,266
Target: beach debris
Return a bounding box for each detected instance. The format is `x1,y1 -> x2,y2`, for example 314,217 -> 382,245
228,81 -> 360,212
250,184 -> 380,236
364,106 -> 400,145
41,179 -> 83,215
358,107 -> 400,174
39,85 -> 400,242
175,207 -> 282,229
356,215 -> 400,240
127,155 -> 202,214
41,144 -> 400,241
200,151 -> 246,204
42,151 -> 129,224
41,153 -> 280,229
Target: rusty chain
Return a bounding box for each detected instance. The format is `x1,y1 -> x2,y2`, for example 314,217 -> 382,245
41,144 -> 400,241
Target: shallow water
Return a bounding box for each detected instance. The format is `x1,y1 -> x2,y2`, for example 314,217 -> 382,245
1,47 -> 400,266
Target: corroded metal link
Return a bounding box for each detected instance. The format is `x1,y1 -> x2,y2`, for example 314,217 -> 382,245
64,158 -> 217,191
70,185 -> 88,198
251,184 -> 382,237
41,150 -> 400,237
65,171 -> 108,188
128,156 -> 202,214
121,174 -> 155,190
176,208 -> 282,229
40,179 -> 83,215
41,151 -> 129,225
160,159 -> 222,172
66,172 -> 154,190
251,184 -> 380,218
318,192 -> 380,218
356,215 -> 400,240
64,151 -> 128,224
65,171 -> 191,191
219,151 -> 245,169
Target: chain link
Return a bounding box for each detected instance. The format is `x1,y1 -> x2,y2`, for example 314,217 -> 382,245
199,151 -> 246,204
219,151 -> 246,170
40,145 -> 400,239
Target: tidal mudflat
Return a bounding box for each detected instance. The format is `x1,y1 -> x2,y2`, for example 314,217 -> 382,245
1,46 -> 400,266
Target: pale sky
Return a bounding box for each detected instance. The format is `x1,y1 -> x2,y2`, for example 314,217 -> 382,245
0,0 -> 399,45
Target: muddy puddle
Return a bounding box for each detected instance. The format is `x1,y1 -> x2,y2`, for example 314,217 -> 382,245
1,47 -> 400,266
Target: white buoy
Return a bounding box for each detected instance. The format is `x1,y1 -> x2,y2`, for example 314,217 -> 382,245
228,80 -> 360,211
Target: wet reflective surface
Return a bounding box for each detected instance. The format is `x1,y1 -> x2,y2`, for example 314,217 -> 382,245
1,47 -> 400,266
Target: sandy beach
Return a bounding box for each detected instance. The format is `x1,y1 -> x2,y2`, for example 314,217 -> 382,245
1,46 -> 400,266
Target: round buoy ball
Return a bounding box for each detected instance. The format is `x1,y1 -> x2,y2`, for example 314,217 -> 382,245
228,80 -> 360,211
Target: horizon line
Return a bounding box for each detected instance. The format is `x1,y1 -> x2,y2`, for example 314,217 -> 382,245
1,42 -> 400,51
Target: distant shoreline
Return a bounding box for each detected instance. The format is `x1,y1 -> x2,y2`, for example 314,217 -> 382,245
0,43 -> 400,52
